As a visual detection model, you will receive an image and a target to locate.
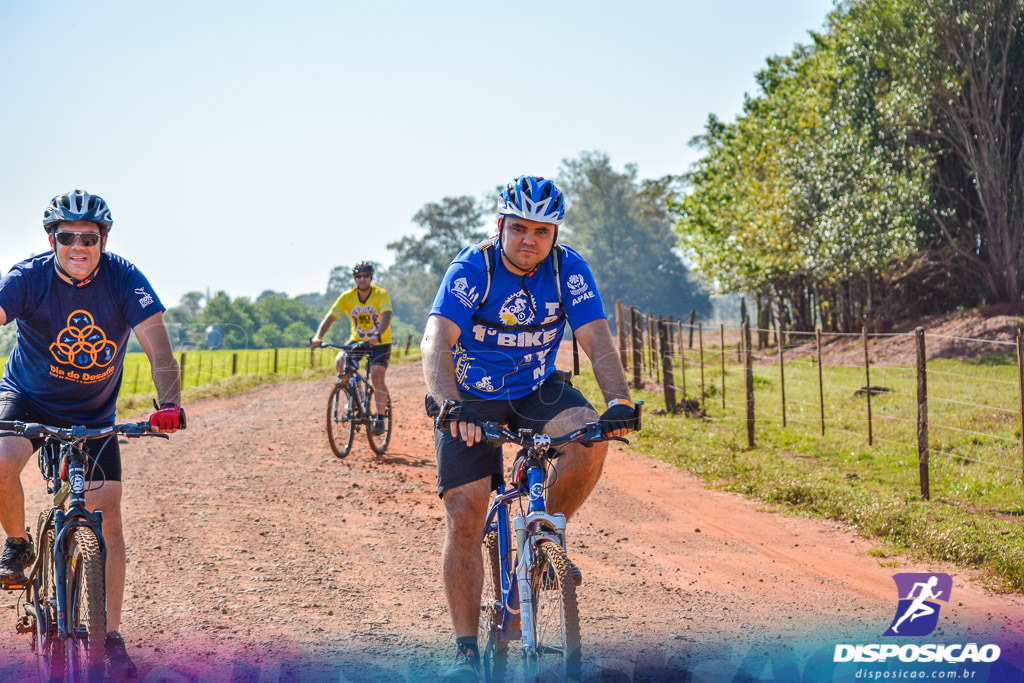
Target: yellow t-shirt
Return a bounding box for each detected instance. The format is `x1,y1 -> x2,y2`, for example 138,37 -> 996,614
330,285 -> 393,345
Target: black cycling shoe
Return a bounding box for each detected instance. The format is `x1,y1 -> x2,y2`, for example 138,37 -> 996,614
0,537 -> 34,586
104,631 -> 138,681
372,415 -> 386,435
442,645 -> 481,683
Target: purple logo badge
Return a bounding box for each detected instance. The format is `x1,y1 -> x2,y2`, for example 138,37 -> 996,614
883,573 -> 952,637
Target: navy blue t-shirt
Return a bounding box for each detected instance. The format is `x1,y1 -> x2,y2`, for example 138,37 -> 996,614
430,240 -> 606,400
0,252 -> 165,423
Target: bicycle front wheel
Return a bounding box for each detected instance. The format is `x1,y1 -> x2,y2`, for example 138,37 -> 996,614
326,384 -> 355,458
364,387 -> 393,455
32,512 -> 64,682
481,531 -> 508,682
525,541 -> 581,683
64,527 -> 106,682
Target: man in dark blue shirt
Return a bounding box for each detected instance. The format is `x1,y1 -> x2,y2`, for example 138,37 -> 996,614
0,190 -> 184,680
421,176 -> 637,682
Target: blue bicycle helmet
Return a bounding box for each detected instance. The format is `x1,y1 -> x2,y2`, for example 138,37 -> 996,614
43,190 -> 113,234
498,176 -> 566,225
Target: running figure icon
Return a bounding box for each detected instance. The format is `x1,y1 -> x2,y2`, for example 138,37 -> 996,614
891,576 -> 942,634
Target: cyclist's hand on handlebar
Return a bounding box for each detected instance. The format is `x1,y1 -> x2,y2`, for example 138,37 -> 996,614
150,403 -> 186,433
310,336 -> 322,348
599,403 -> 636,437
435,400 -> 483,445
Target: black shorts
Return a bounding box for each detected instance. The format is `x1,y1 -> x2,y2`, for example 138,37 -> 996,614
426,374 -> 595,497
0,391 -> 122,482
338,343 -> 391,371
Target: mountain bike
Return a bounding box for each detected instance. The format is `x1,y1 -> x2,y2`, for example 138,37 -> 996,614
440,400 -> 642,683
320,341 -> 392,458
0,420 -> 171,683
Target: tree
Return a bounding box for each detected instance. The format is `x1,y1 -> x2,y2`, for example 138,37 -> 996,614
557,152 -> 711,319
387,196 -> 487,278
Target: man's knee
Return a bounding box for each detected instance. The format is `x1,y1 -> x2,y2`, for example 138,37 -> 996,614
543,405 -> 599,438
0,438 -> 32,480
442,480 -> 490,542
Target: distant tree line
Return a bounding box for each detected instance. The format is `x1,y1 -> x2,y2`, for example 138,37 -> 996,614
673,0 -> 1024,332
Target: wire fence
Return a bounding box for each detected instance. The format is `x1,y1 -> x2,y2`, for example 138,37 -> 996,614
614,301 -> 1024,498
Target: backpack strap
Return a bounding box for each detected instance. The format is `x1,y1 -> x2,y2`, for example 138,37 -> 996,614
476,236 -> 497,310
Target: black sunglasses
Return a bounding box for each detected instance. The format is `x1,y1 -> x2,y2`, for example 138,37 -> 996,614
54,231 -> 102,247
354,273 -> 371,279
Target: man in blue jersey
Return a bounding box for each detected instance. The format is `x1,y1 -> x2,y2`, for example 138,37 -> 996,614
0,190 -> 184,681
421,176 -> 637,682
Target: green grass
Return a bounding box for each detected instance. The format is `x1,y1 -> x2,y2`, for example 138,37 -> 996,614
573,347 -> 1024,591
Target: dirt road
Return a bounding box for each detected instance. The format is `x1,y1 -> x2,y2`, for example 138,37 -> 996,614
1,359 -> 1022,682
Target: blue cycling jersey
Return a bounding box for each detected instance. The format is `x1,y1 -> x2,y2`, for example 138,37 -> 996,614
430,239 -> 606,400
0,252 -> 165,423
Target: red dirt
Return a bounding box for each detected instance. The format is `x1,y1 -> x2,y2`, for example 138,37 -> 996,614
1,354 -> 1022,681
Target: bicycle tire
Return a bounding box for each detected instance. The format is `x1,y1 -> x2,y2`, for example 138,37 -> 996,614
525,541 -> 581,683
481,530 -> 508,682
33,512 -> 64,682
64,527 -> 106,682
326,383 -> 355,458
364,387 -> 393,455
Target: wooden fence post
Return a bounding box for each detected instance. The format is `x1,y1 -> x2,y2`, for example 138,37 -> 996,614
779,327 -> 787,428
698,323 -> 705,410
131,363 -> 141,395
652,317 -> 661,385
630,307 -> 642,391
273,348 -> 279,374
406,334 -> 413,356
1018,334 -> 1024,485
658,321 -> 675,413
816,329 -> 825,436
677,320 -> 687,402
310,346 -> 315,369
179,352 -> 186,390
232,353 -> 237,376
916,327 -> 930,500
864,326 -> 873,446
688,309 -> 696,348
743,322 -> 755,448
720,323 -> 726,409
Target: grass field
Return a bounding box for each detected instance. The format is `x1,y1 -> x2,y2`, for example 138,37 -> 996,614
572,346 -> 1024,591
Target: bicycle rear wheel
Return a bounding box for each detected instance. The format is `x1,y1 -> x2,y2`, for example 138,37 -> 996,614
64,527 -> 106,682
326,384 -> 355,458
32,512 -> 64,682
365,387 -> 393,455
525,541 -> 581,683
481,531 -> 508,682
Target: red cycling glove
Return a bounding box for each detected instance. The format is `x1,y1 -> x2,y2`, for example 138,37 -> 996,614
150,403 -> 187,431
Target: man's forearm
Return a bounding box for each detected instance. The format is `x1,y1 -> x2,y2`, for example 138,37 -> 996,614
152,353 -> 182,406
314,313 -> 335,340
589,331 -> 632,405
421,337 -> 461,402
378,311 -> 392,338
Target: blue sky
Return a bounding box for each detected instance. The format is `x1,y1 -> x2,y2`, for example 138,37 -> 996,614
0,1 -> 835,308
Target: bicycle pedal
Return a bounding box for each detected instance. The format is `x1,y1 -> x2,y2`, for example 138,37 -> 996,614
15,616 -> 33,634
1,583 -> 27,591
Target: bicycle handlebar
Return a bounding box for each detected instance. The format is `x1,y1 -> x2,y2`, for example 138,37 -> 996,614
476,401 -> 644,451
315,340 -> 373,351
0,421 -> 169,442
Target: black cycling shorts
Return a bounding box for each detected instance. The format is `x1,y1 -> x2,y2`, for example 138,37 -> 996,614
426,374 -> 595,497
337,343 -> 392,370
0,391 -> 122,483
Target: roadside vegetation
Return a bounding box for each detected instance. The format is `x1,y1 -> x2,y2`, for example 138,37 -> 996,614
572,350 -> 1024,592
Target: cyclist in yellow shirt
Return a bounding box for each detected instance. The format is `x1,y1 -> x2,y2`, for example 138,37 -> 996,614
311,262 -> 392,435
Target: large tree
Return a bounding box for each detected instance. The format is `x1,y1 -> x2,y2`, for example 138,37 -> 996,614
558,152 -> 711,319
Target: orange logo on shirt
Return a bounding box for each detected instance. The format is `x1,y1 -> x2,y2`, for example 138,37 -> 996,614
49,310 -> 118,369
